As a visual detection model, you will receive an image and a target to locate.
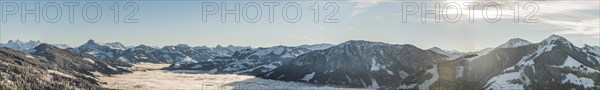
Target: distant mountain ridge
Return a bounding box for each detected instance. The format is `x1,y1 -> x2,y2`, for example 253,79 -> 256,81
70,40 -> 253,64
0,40 -> 71,51
168,46 -> 314,75
64,39 -> 335,65
428,47 -> 467,60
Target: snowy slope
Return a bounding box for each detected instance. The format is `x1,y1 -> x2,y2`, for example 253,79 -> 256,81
497,38 -> 532,48
552,56 -> 600,73
477,35 -> 600,90
562,73 -> 595,88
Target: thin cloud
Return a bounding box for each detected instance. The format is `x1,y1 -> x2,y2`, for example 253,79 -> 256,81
548,18 -> 599,35
536,1 -> 600,37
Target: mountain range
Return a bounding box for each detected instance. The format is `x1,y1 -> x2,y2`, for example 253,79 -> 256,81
168,45 -> 328,75
258,35 -> 600,89
1,35 -> 599,89
69,39 -> 254,64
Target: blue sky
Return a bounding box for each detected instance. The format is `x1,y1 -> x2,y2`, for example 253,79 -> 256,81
1,0 -> 598,51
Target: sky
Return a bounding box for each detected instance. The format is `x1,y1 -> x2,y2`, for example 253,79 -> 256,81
0,0 -> 599,52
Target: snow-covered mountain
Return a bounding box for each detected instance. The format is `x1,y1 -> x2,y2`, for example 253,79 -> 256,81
0,43 -> 131,89
51,44 -> 71,49
32,43 -> 132,73
497,38 -> 532,48
70,39 -> 251,64
428,47 -> 467,60
72,40 -> 123,60
461,35 -> 600,89
297,43 -> 335,50
215,45 -> 252,54
583,45 -> 600,58
0,40 -> 72,51
2,35 -> 598,89
260,40 -> 446,89
169,46 -> 312,75
259,35 -> 600,89
465,47 -> 495,62
0,40 -> 42,52
104,42 -> 128,50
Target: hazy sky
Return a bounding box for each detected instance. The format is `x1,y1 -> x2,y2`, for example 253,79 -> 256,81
1,0 -> 598,51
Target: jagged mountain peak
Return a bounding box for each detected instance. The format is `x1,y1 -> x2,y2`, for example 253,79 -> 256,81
5,40 -> 41,44
498,38 -> 532,48
30,40 -> 41,43
213,45 -> 252,52
7,40 -> 15,43
81,39 -> 101,47
78,39 -> 130,50
1,40 -> 44,51
7,40 -> 26,43
7,40 -> 40,43
85,39 -> 96,44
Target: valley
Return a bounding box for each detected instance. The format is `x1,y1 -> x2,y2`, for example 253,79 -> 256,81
98,63 -> 368,90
